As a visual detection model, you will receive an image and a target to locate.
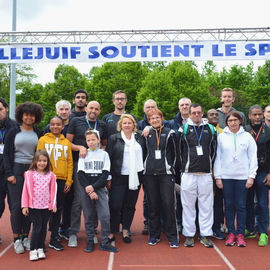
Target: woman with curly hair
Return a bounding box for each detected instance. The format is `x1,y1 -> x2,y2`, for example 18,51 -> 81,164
3,102 -> 44,254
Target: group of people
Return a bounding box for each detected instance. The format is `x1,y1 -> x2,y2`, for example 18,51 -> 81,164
0,87 -> 269,261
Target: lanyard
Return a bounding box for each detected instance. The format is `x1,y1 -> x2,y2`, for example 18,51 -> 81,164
233,134 -> 237,152
0,121 -> 9,143
193,124 -> 204,146
251,126 -> 262,142
0,129 -> 5,143
85,117 -> 97,130
155,126 -> 162,150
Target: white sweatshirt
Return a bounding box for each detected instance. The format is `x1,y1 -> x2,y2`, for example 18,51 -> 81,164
214,126 -> 258,180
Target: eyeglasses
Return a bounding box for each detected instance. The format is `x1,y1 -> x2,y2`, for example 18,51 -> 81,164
114,98 -> 126,101
149,117 -> 161,121
227,119 -> 240,123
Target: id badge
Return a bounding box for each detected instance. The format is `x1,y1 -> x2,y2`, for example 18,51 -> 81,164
0,144 -> 4,154
196,145 -> 203,156
155,150 -> 161,159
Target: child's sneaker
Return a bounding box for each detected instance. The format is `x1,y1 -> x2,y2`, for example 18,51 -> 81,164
244,229 -> 256,238
169,241 -> 179,248
99,243 -> 118,252
225,233 -> 236,246
22,237 -> 30,251
29,249 -> 38,261
14,239 -> 24,254
37,248 -> 46,259
213,230 -> 226,240
258,233 -> 268,247
236,234 -> 246,247
49,239 -> 64,251
148,238 -> 160,246
59,229 -> 69,240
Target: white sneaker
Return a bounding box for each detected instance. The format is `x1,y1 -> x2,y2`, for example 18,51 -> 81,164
22,237 -> 31,250
68,234 -> 78,247
37,248 -> 46,259
29,249 -> 38,261
14,239 -> 24,254
93,235 -> 98,244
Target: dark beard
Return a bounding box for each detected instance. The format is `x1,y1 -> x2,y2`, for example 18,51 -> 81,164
0,117 -> 8,128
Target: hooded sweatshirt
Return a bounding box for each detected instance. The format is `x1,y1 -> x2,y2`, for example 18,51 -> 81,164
37,133 -> 73,186
214,126 -> 258,180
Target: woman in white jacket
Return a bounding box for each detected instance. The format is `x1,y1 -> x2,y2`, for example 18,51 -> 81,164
214,111 -> 258,247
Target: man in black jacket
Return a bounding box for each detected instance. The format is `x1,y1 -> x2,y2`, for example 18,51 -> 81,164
0,98 -> 17,243
245,105 -> 270,246
178,103 -> 216,248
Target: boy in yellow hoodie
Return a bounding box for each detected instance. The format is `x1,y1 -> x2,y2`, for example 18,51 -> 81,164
37,116 -> 73,251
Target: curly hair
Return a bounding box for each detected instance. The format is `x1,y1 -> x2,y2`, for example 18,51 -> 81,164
15,102 -> 44,124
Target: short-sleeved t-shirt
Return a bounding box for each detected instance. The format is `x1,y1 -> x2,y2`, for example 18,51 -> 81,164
102,112 -> 138,138
67,116 -> 107,161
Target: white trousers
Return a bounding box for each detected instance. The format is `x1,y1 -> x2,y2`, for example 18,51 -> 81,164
181,173 -> 214,237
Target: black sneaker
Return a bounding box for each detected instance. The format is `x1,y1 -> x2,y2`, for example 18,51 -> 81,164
99,244 -> 118,253
49,239 -> 64,251
84,240 -> 94,253
212,230 -> 226,240
59,229 -> 69,240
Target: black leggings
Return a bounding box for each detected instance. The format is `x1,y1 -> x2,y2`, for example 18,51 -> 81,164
29,208 -> 51,250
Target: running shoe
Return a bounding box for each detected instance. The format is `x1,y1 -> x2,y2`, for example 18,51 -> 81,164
236,234 -> 246,247
29,249 -> 38,261
49,239 -> 64,251
225,233 -> 236,246
169,241 -> 179,248
68,234 -> 78,247
84,240 -> 94,253
14,239 -> 24,254
22,237 -> 31,251
244,229 -> 256,239
200,236 -> 214,248
184,237 -> 194,247
213,230 -> 226,240
37,248 -> 46,259
99,244 -> 118,252
258,233 -> 268,247
148,238 -> 160,246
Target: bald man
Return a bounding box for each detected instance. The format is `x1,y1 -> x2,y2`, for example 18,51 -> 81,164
66,101 -> 107,247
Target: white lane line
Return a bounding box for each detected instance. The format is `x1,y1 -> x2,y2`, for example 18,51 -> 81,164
120,265 -> 222,268
0,242 -> 13,257
107,241 -> 115,270
214,245 -> 236,270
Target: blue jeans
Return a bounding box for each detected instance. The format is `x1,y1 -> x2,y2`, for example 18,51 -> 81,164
222,179 -> 247,235
246,172 -> 269,234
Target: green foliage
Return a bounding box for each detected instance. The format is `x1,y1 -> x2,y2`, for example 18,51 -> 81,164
133,69 -> 179,120
3,60 -> 270,131
87,62 -> 148,117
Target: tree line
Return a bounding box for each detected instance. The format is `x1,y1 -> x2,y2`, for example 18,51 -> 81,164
0,60 -> 270,129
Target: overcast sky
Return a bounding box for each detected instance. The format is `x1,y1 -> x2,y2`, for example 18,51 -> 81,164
0,0 -> 269,84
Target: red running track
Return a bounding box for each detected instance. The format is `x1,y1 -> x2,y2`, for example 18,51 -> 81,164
1,190 -> 270,270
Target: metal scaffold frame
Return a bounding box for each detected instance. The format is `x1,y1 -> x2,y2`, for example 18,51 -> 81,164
0,27 -> 270,45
